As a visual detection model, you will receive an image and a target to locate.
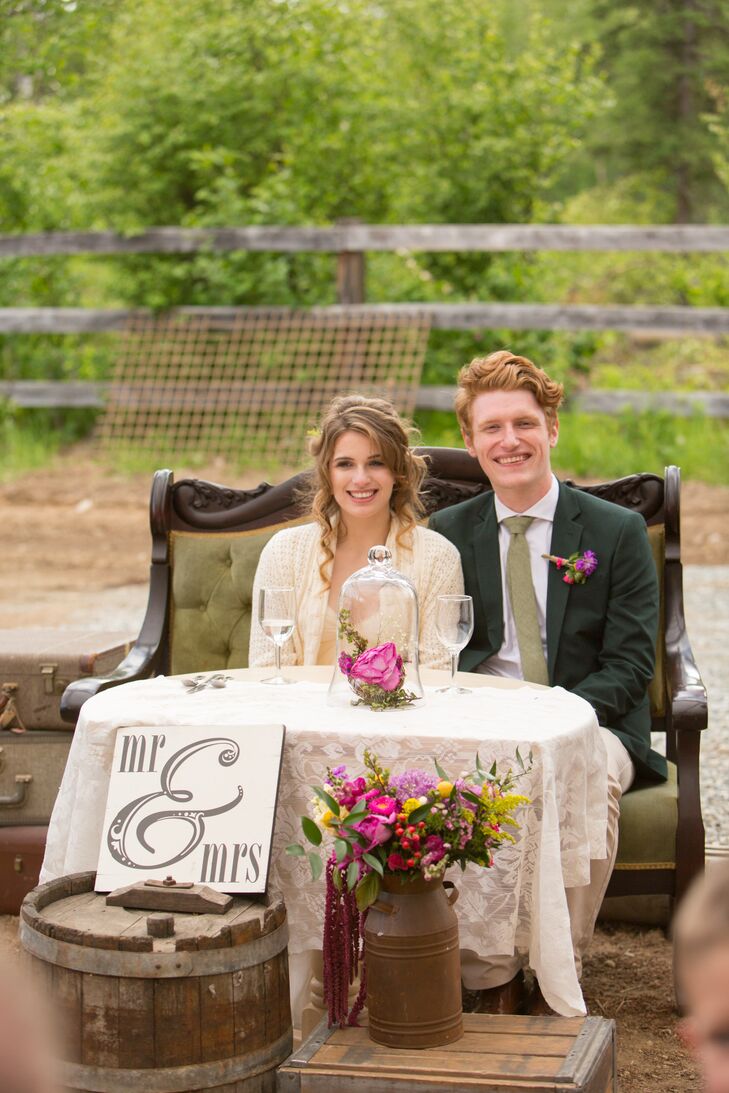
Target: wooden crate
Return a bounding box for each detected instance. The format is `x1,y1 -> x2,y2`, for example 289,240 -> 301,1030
278,1013 -> 616,1093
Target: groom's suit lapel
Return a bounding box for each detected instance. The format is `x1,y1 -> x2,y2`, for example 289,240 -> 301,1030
472,493 -> 504,654
545,484 -> 584,678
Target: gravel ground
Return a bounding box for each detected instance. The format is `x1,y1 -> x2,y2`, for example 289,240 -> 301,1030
683,564 -> 729,850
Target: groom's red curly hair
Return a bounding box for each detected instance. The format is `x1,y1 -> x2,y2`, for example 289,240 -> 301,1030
455,350 -> 564,434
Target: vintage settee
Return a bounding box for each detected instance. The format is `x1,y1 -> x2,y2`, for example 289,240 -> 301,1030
61,451 -> 708,916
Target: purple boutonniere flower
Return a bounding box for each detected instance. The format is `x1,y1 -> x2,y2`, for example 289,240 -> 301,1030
543,549 -> 598,585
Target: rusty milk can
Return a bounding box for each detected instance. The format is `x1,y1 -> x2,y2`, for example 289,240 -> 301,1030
365,872 -> 463,1048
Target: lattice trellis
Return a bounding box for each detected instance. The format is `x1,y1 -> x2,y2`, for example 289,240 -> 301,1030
97,309 -> 431,466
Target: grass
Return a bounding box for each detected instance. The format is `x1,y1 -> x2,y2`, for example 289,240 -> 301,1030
0,407 -> 95,481
2,402 -> 728,488
415,409 -> 729,486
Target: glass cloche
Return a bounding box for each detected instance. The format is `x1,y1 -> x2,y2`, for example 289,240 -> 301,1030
327,545 -> 424,710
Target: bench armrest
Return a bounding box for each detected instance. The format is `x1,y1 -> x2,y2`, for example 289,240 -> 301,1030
60,563 -> 169,725
665,563 -> 708,735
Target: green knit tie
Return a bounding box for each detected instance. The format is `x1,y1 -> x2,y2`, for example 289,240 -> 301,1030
503,516 -> 550,685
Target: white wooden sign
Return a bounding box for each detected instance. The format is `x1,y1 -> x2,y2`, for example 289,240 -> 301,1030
95,724 -> 285,894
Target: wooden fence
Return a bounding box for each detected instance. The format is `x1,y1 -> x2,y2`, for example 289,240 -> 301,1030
1,224 -> 728,415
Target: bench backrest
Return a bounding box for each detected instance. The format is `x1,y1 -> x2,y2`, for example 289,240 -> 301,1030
159,450 -> 675,723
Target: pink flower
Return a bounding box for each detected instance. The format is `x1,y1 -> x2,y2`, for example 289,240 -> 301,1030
421,834 -> 446,866
339,777 -> 367,809
369,795 -> 398,821
563,573 -> 575,585
353,815 -> 392,850
338,652 -> 354,676
349,643 -> 404,692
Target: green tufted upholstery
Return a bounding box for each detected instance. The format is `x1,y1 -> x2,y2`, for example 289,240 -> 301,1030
616,762 -> 677,869
169,518 -> 310,676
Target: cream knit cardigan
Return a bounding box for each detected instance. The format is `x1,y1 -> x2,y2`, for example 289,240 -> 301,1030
249,520 -> 464,670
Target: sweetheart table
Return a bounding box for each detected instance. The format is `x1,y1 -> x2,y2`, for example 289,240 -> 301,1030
41,666 -> 607,1017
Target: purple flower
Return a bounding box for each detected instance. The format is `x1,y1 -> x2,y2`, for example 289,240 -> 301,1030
389,769 -> 438,798
349,643 -> 404,692
580,550 -> 598,576
338,652 -> 354,676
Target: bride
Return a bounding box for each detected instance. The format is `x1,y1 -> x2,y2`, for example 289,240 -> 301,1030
249,394 -> 463,669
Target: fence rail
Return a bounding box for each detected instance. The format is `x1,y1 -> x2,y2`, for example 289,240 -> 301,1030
2,226 -> 727,419
2,224 -> 729,257
2,302 -> 729,335
3,380 -> 728,418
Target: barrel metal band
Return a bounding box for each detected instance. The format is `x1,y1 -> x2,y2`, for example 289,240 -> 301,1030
58,1028 -> 293,1093
19,919 -> 288,978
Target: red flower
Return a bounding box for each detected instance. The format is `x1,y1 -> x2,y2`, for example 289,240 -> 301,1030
387,852 -> 408,871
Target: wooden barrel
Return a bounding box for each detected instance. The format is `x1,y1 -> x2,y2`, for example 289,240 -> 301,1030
20,872 -> 292,1093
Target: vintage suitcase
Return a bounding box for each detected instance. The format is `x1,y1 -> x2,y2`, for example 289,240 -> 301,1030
0,825 -> 46,914
0,731 -> 73,827
0,628 -> 134,731
278,1013 -> 617,1093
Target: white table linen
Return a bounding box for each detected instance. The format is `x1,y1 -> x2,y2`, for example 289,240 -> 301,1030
42,667 -> 607,1017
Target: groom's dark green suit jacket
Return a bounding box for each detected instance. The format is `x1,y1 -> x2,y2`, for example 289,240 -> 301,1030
430,481 -> 667,783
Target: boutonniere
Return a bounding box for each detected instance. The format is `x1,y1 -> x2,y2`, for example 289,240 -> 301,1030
543,549 -> 598,585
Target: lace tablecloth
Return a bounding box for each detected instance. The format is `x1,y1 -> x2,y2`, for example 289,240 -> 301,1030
41,667 -> 606,1016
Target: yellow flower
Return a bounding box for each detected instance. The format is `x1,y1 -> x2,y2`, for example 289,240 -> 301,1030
403,798 -> 421,814
319,809 -> 336,829
437,780 -> 453,798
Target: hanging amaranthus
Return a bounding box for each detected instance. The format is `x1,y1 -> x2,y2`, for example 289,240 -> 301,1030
322,853 -> 367,1026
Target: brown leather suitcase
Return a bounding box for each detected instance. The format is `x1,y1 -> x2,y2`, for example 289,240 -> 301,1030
0,731 -> 73,827
0,628 -> 133,731
0,826 -> 46,913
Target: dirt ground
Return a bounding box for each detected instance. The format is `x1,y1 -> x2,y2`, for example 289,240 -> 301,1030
2,443 -> 726,1091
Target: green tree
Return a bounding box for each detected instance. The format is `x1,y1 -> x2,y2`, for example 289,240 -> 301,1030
586,0 -> 729,222
0,0 -> 117,103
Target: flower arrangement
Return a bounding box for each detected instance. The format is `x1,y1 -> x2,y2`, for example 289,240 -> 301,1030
543,549 -> 598,585
337,609 -> 418,711
287,748 -> 531,1026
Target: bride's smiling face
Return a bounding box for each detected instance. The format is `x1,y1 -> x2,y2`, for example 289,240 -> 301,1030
329,431 -> 396,525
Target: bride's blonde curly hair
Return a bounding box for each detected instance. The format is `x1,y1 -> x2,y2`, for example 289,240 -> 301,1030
306,395 -> 428,587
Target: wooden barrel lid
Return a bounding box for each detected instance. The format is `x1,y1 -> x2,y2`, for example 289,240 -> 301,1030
20,872 -> 288,977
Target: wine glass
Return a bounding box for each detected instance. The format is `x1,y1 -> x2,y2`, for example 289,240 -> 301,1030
435,595 -> 474,694
259,587 -> 296,685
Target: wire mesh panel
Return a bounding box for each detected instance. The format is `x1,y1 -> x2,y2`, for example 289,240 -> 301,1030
97,309 -> 431,467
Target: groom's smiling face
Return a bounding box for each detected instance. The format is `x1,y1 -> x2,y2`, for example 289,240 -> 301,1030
462,389 -> 558,511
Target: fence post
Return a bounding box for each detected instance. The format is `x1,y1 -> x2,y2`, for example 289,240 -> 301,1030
335,218 -> 366,304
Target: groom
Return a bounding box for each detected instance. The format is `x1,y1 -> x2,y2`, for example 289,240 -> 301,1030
429,350 -> 667,1012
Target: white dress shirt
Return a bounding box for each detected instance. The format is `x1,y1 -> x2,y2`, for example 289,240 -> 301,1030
478,475 -> 560,679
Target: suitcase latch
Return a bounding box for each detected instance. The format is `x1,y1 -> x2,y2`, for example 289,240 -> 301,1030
40,663 -> 58,694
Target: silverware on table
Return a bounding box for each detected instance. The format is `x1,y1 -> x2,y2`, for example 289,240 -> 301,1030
181,672 -> 233,693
